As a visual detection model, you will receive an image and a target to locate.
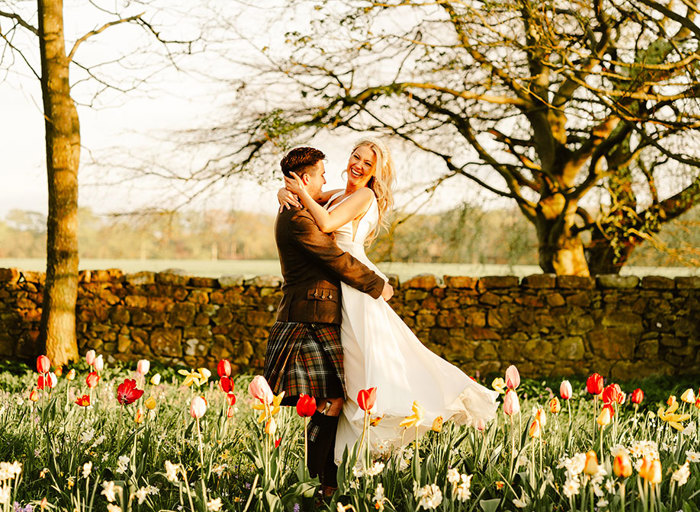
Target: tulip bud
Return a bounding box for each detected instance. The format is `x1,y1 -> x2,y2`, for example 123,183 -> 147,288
150,373 -> 162,386
560,380 -> 572,400
248,375 -> 274,405
219,376 -> 232,393
85,350 -> 96,366
597,406 -> 612,427
586,373 -> 604,395
265,417 -> 277,436
134,408 -> 145,424
36,355 -> 50,374
681,389 -> 696,404
29,389 -> 39,402
613,453 -> 633,478
583,451 -> 599,475
431,416 -> 443,433
86,371 -> 100,389
144,396 -> 157,410
94,355 -> 104,372
476,417 -> 486,432
357,387 -> 377,412
136,360 -> 150,376
48,373 -> 58,388
505,365 -> 520,390
549,397 -> 561,414
66,369 -> 76,381
648,460 -> 662,485
227,393 -> 236,406
503,390 -> 520,416
534,407 -> 547,428
696,397 -> 700,410
190,396 -> 207,419
630,388 -> 644,404
227,406 -> 235,418
528,418 -> 541,438
217,359 -> 232,378
296,394 -> 317,418
54,366 -> 63,378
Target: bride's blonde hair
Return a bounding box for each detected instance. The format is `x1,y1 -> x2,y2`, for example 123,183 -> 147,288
351,137 -> 395,243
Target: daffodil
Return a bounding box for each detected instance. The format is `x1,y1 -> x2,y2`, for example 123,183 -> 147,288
178,368 -> 211,387
253,391 -> 285,422
491,378 -> 506,394
399,401 -> 425,428
658,396 -> 692,431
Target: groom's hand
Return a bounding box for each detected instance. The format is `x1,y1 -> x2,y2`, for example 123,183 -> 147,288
381,282 -> 394,301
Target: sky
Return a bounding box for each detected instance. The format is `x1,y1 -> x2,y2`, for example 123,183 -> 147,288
0,0 -> 506,222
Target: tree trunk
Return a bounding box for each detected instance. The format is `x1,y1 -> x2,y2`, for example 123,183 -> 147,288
534,196 -> 590,276
37,0 -> 80,366
585,227 -> 635,275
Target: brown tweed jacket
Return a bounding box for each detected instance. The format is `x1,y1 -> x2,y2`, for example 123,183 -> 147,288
274,207 -> 385,324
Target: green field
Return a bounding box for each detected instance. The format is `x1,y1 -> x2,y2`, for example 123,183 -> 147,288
0,258 -> 697,281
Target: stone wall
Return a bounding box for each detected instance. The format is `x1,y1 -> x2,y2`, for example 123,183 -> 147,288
0,267 -> 698,380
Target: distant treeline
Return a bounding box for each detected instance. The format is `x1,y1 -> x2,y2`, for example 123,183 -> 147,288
1,206 -> 697,266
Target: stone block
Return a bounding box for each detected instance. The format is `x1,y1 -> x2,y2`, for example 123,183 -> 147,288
416,313 -> 436,328
404,274 -> 439,289
597,275 -> 639,289
0,268 -> 20,284
588,329 -> 636,359
150,328 -> 182,357
169,303 -> 196,326
641,276 -> 675,290
567,292 -> 592,308
486,308 -> 509,328
466,310 -> 487,328
557,275 -> 594,289
404,289 -> 428,301
437,311 -> 465,328
478,276 -> 519,290
465,327 -> 501,340
555,336 -> 585,360
117,334 -> 131,353
244,275 -> 283,288
189,277 -> 219,288
246,310 -> 275,327
523,339 -> 553,360
443,276 -> 478,289
479,292 -> 500,306
156,270 -> 190,286
187,290 -> 209,305
673,318 -> 697,337
219,275 -> 245,288
515,295 -> 545,307
474,342 -> 498,360
126,272 -> 156,286
109,306 -> 130,324
547,293 -> 566,307
600,312 -> 643,333
386,274 -> 400,288
522,274 -> 556,289
125,295 -> 148,309
675,276 -> 700,289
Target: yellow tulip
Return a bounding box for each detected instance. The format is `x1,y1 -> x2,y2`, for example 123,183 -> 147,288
150,373 -> 162,385
548,397 -> 561,414
681,389 -> 696,404
144,396 -> 157,410
399,401 -> 425,429
66,369 -> 76,381
431,416 -> 443,433
640,457 -> 662,485
613,453 -> 633,478
597,407 -> 611,428
583,451 -> 599,475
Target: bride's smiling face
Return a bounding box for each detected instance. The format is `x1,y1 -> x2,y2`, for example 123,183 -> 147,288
346,145 -> 377,188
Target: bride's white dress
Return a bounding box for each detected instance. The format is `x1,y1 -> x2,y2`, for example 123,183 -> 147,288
328,191 -> 500,461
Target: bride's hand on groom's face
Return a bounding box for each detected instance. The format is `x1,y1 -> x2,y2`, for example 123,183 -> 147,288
277,187 -> 301,211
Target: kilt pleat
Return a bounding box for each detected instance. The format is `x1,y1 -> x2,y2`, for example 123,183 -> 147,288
263,321 -> 345,400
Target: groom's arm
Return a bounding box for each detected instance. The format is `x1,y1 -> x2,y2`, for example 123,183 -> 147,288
290,211 -> 385,299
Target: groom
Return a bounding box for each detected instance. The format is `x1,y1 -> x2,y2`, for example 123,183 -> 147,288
263,146 -> 392,495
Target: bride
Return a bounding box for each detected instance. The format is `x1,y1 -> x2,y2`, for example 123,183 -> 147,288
278,138 -> 499,460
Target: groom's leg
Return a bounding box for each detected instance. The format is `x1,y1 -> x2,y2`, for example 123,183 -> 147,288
306,396 -> 342,484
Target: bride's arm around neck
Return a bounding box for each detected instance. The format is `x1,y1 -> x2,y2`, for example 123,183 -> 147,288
299,187 -> 374,234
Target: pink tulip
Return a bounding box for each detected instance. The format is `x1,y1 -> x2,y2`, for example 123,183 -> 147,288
503,389 -> 520,416
36,355 -> 50,374
560,380 -> 572,400
136,359 -> 150,376
94,355 -> 104,372
505,365 -> 520,390
190,396 -> 207,419
85,350 -> 96,367
248,375 -> 274,404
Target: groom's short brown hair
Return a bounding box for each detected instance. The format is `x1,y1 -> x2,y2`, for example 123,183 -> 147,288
280,147 -> 325,178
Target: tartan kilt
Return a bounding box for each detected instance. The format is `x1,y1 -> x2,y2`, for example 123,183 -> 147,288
263,321 -> 345,403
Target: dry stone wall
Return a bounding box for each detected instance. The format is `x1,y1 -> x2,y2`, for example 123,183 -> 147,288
0,267 -> 698,380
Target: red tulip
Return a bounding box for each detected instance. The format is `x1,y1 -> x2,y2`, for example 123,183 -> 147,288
37,375 -> 47,390
602,403 -> 615,418
36,355 -> 50,374
503,389 -> 520,416
357,387 -> 377,412
227,405 -> 235,418
227,392 -> 236,406
296,394 -> 317,417
560,380 -> 572,400
219,376 -> 233,393
602,383 -> 622,404
217,359 -> 232,378
630,388 -> 644,404
75,394 -> 91,407
505,365 -> 520,390
586,373 -> 604,395
274,438 -> 281,448
86,371 -> 100,389
117,379 -> 144,405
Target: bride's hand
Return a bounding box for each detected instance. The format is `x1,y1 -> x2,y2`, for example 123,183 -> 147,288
277,187 -> 301,211
284,172 -> 306,197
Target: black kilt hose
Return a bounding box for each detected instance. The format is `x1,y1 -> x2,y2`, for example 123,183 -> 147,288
263,321 -> 345,404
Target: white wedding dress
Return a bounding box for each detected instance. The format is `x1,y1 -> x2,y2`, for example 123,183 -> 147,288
328,191 -> 500,461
